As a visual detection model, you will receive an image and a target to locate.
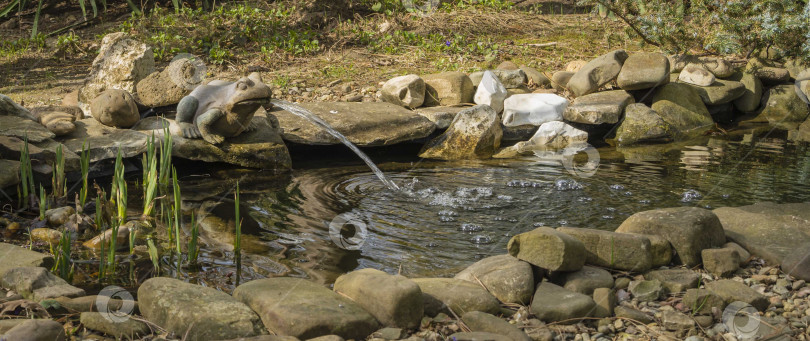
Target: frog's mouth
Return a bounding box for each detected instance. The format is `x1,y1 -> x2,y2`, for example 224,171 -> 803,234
232,97 -> 271,111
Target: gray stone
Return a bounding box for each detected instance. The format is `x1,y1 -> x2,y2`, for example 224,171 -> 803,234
705,279 -> 769,311
419,105 -> 502,160
507,226 -> 585,272
678,64 -> 715,86
756,85 -> 810,129
661,310 -> 695,331
54,295 -> 135,313
0,243 -> 54,277
701,248 -> 740,278
614,306 -> 653,324
492,69 -> 528,89
0,159 -> 20,189
90,89 -> 141,128
0,93 -> 35,120
557,227 -> 654,272
381,74 -> 426,109
617,52 -> 670,90
0,319 -> 26,333
233,277 -> 377,340
45,206 -> 75,227
530,281 -> 596,323
551,71 -> 574,91
746,58 -> 791,84
616,207 -> 726,267
2,319 -> 67,341
565,60 -> 588,73
411,278 -> 500,317
0,116 -> 55,142
80,311 -> 151,338
61,118 -> 148,163
333,268 -> 422,329
689,79 -> 746,105
669,55 -> 735,78
563,90 -> 634,124
682,288 -> 726,315
727,72 -> 763,113
591,287 -> 615,318
306,336 -> 344,341
643,234 -> 674,267
414,106 -> 466,129
651,83 -> 714,139
454,254 -> 534,304
32,106 -> 82,136
78,32 -> 154,115
520,65 -> 550,88
423,72 -> 475,106
723,242 -> 750,265
139,277 -> 264,340
371,327 -> 406,340
568,50 -> 629,97
462,311 -> 531,341
560,266 -> 614,295
0,266 -> 85,301
644,269 -> 700,294
269,102 -> 435,146
135,60 -> 194,107
448,332 -> 510,341
0,136 -> 79,172
614,103 -> 672,146
628,279 -> 663,302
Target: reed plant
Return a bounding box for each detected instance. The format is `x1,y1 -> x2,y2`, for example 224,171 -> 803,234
18,135 -> 35,210
142,134 -> 159,218
53,228 -> 73,282
51,144 -> 65,199
79,141 -> 91,209
172,167 -> 182,254
38,184 -> 47,220
188,212 -> 199,267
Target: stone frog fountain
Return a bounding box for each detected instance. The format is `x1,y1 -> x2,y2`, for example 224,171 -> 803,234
176,72 -> 272,145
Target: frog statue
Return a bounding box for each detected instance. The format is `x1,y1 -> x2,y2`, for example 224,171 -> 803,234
176,72 -> 272,145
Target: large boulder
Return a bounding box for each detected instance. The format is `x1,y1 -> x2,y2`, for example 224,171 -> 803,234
139,277 -> 265,340
78,32 -> 155,115
0,266 -> 85,301
135,56 -> 199,107
0,93 -> 36,120
746,58 -> 791,85
727,72 -> 763,113
2,319 -> 67,341
411,278 -> 501,316
0,243 -> 54,276
333,268 -> 422,329
563,90 -> 634,125
381,74 -> 426,109
520,65 -> 550,88
507,226 -> 586,272
678,64 -> 715,87
90,89 -> 141,128
689,79 -> 746,105
756,84 -> 810,129
418,105 -> 502,160
269,102 -> 435,146
617,52 -> 670,90
502,94 -> 568,127
616,207 -> 726,267
530,282 -> 596,323
567,50 -> 629,97
454,254 -> 534,304
614,103 -> 672,146
233,277 -> 378,339
474,71 -> 508,113
556,227 -> 654,272
551,71 -> 574,91
669,55 -> 735,78
558,265 -> 614,295
414,106 -> 466,129
0,115 -> 55,142
423,72 -> 474,106
518,121 -> 588,149
651,83 -> 714,138
61,118 -> 148,163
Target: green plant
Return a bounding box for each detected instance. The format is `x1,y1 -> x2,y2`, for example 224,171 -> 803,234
38,184 -> 47,220
96,195 -> 105,280
142,134 -> 159,218
188,212 -> 199,266
52,144 -> 65,199
79,141 -> 90,209
111,149 -> 127,225
53,228 -> 73,282
171,167 -> 182,255
146,236 -> 160,274
18,135 -> 35,210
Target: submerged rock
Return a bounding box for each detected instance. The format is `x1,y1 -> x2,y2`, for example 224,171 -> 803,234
418,105 -> 502,160
755,84 -> 810,129
614,103 -> 672,146
563,90 -> 634,124
411,278 -> 501,316
423,71 -> 475,106
454,254 -> 534,304
567,50 -> 629,97
651,83 -> 714,139
381,74 -> 426,109
617,52 -> 670,90
507,226 -> 585,272
474,71 -> 508,113
502,93 -> 567,127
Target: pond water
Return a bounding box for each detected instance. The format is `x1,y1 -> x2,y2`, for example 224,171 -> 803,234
181,130 -> 810,287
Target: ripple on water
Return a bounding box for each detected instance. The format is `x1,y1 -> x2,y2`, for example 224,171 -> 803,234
470,235 -> 493,244
460,223 -> 483,233
681,189 -> 703,202
555,179 -> 584,191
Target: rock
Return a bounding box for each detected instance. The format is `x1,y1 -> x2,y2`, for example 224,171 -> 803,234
61,118 -> 148,163
669,55 -> 735,78
614,103 -> 672,146
785,59 -> 809,78
705,280 -> 769,311
333,268 -> 422,329
78,32 -> 155,115
381,74 -> 426,109
567,50 -> 629,97
723,242 -> 750,265
0,116 -> 55,143
30,106 -> 82,136
556,227 -> 654,272
372,327 -> 405,340
563,90 -> 634,124
592,287 -> 615,318
233,277 -> 377,339
560,265 -> 614,295
616,207 -> 726,267
497,61 -> 520,70
454,254 -> 534,304
530,281 -> 596,323
0,94 -> 36,120
551,71 -> 574,91
701,248 -> 740,278
651,83 -> 714,138
614,306 -> 653,324
780,246 -> 810,282
502,94 -> 568,127
135,58 -> 197,107
756,84 -> 810,128
0,242 -> 54,276
411,278 -> 500,316
565,60 -> 588,73
617,52 -> 671,90
678,64 -> 716,86
629,279 -> 663,302
414,106 -> 466,129
307,336 -> 344,341
727,72 -> 763,113
0,266 -> 85,301
462,311 -> 531,341
2,319 -> 67,341
132,115 -> 291,170
423,72 -> 474,106
519,121 -> 588,150
139,277 -> 264,340
746,58 -> 791,84
90,89 -> 140,128
448,332 -> 511,341
474,71 -> 508,113
0,136 -> 80,172
520,65 -> 550,88
713,202 -> 810,281
491,69 -> 528,89
269,102 -> 435,146
0,159 -> 20,189
418,105 -> 502,160
0,319 -> 27,333
661,310 -> 695,331
501,124 -> 538,142
82,221 -> 131,249
682,288 -> 726,315
80,311 -> 151,338
689,79 -> 746,105
45,206 -> 75,227
54,295 -> 135,313
507,226 -> 585,272
644,269 -> 700,294
638,233 -> 673,267
30,228 -> 62,245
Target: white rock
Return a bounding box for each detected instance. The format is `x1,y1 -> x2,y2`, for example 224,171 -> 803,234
678,64 -> 716,87
381,74 -> 426,109
474,71 -> 508,113
524,121 -> 588,149
502,94 -> 568,127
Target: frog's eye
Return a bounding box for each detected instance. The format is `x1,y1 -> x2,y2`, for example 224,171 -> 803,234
237,82 -> 248,91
